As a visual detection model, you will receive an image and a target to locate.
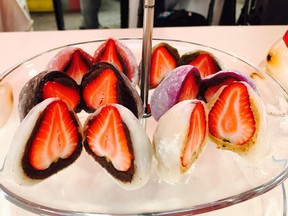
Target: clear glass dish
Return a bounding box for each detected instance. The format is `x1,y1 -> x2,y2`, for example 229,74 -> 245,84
1,38 -> 288,215
1,182 -> 286,215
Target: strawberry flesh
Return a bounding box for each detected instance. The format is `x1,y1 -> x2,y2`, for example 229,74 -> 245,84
81,62 -> 142,118
202,78 -> 236,102
94,38 -> 140,86
178,72 -> 201,102
84,105 -> 134,182
95,38 -> 124,72
42,81 -> 81,111
200,77 -> 239,103
62,49 -> 94,84
208,82 -> 256,146
181,102 -> 206,169
150,44 -> 179,88
39,71 -> 82,113
179,51 -> 221,79
82,68 -> 118,111
22,100 -> 82,179
198,70 -> 257,103
188,53 -> 219,78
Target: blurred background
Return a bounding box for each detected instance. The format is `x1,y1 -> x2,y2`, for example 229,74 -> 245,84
1,0 -> 287,32
30,0 -> 121,30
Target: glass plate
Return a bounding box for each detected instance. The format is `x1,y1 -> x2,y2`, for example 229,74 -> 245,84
1,183 -> 286,216
1,38 -> 288,215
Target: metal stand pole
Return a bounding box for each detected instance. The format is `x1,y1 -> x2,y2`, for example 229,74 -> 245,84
140,0 -> 155,120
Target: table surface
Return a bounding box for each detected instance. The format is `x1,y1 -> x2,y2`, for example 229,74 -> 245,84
0,26 -> 287,215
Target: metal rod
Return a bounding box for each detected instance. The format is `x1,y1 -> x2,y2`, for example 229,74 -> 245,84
140,0 -> 155,118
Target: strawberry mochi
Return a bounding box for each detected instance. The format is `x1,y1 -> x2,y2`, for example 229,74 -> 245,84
18,71 -> 81,121
81,62 -> 143,118
207,81 -> 266,153
178,50 -> 222,78
94,38 -> 139,87
150,65 -> 201,121
46,47 -> 94,84
153,100 -> 207,183
6,98 -> 83,185
153,81 -> 267,183
151,67 -> 258,121
149,42 -> 180,89
83,104 -> 152,190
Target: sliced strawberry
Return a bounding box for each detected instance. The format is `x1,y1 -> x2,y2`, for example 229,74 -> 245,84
181,101 -> 206,169
63,49 -> 94,84
208,82 -> 256,146
178,72 -> 200,102
84,105 -> 134,182
198,70 -> 257,103
202,78 -> 236,102
19,71 -> 82,121
283,30 -> 288,48
150,43 -> 179,89
188,53 -> 218,78
94,38 -> 139,86
95,38 -> 124,72
42,81 -> 81,111
81,62 -> 143,118
46,47 -> 94,85
23,100 -> 82,179
82,68 -> 118,111
179,51 -> 221,79
38,71 -> 82,113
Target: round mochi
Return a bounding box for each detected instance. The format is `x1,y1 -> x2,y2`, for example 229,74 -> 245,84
46,47 -> 94,72
6,98 -> 83,185
207,81 -> 267,155
81,62 -> 144,118
153,100 -> 207,184
83,103 -> 153,190
18,71 -> 81,121
46,47 -> 94,84
150,65 -> 201,121
94,38 -> 139,87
